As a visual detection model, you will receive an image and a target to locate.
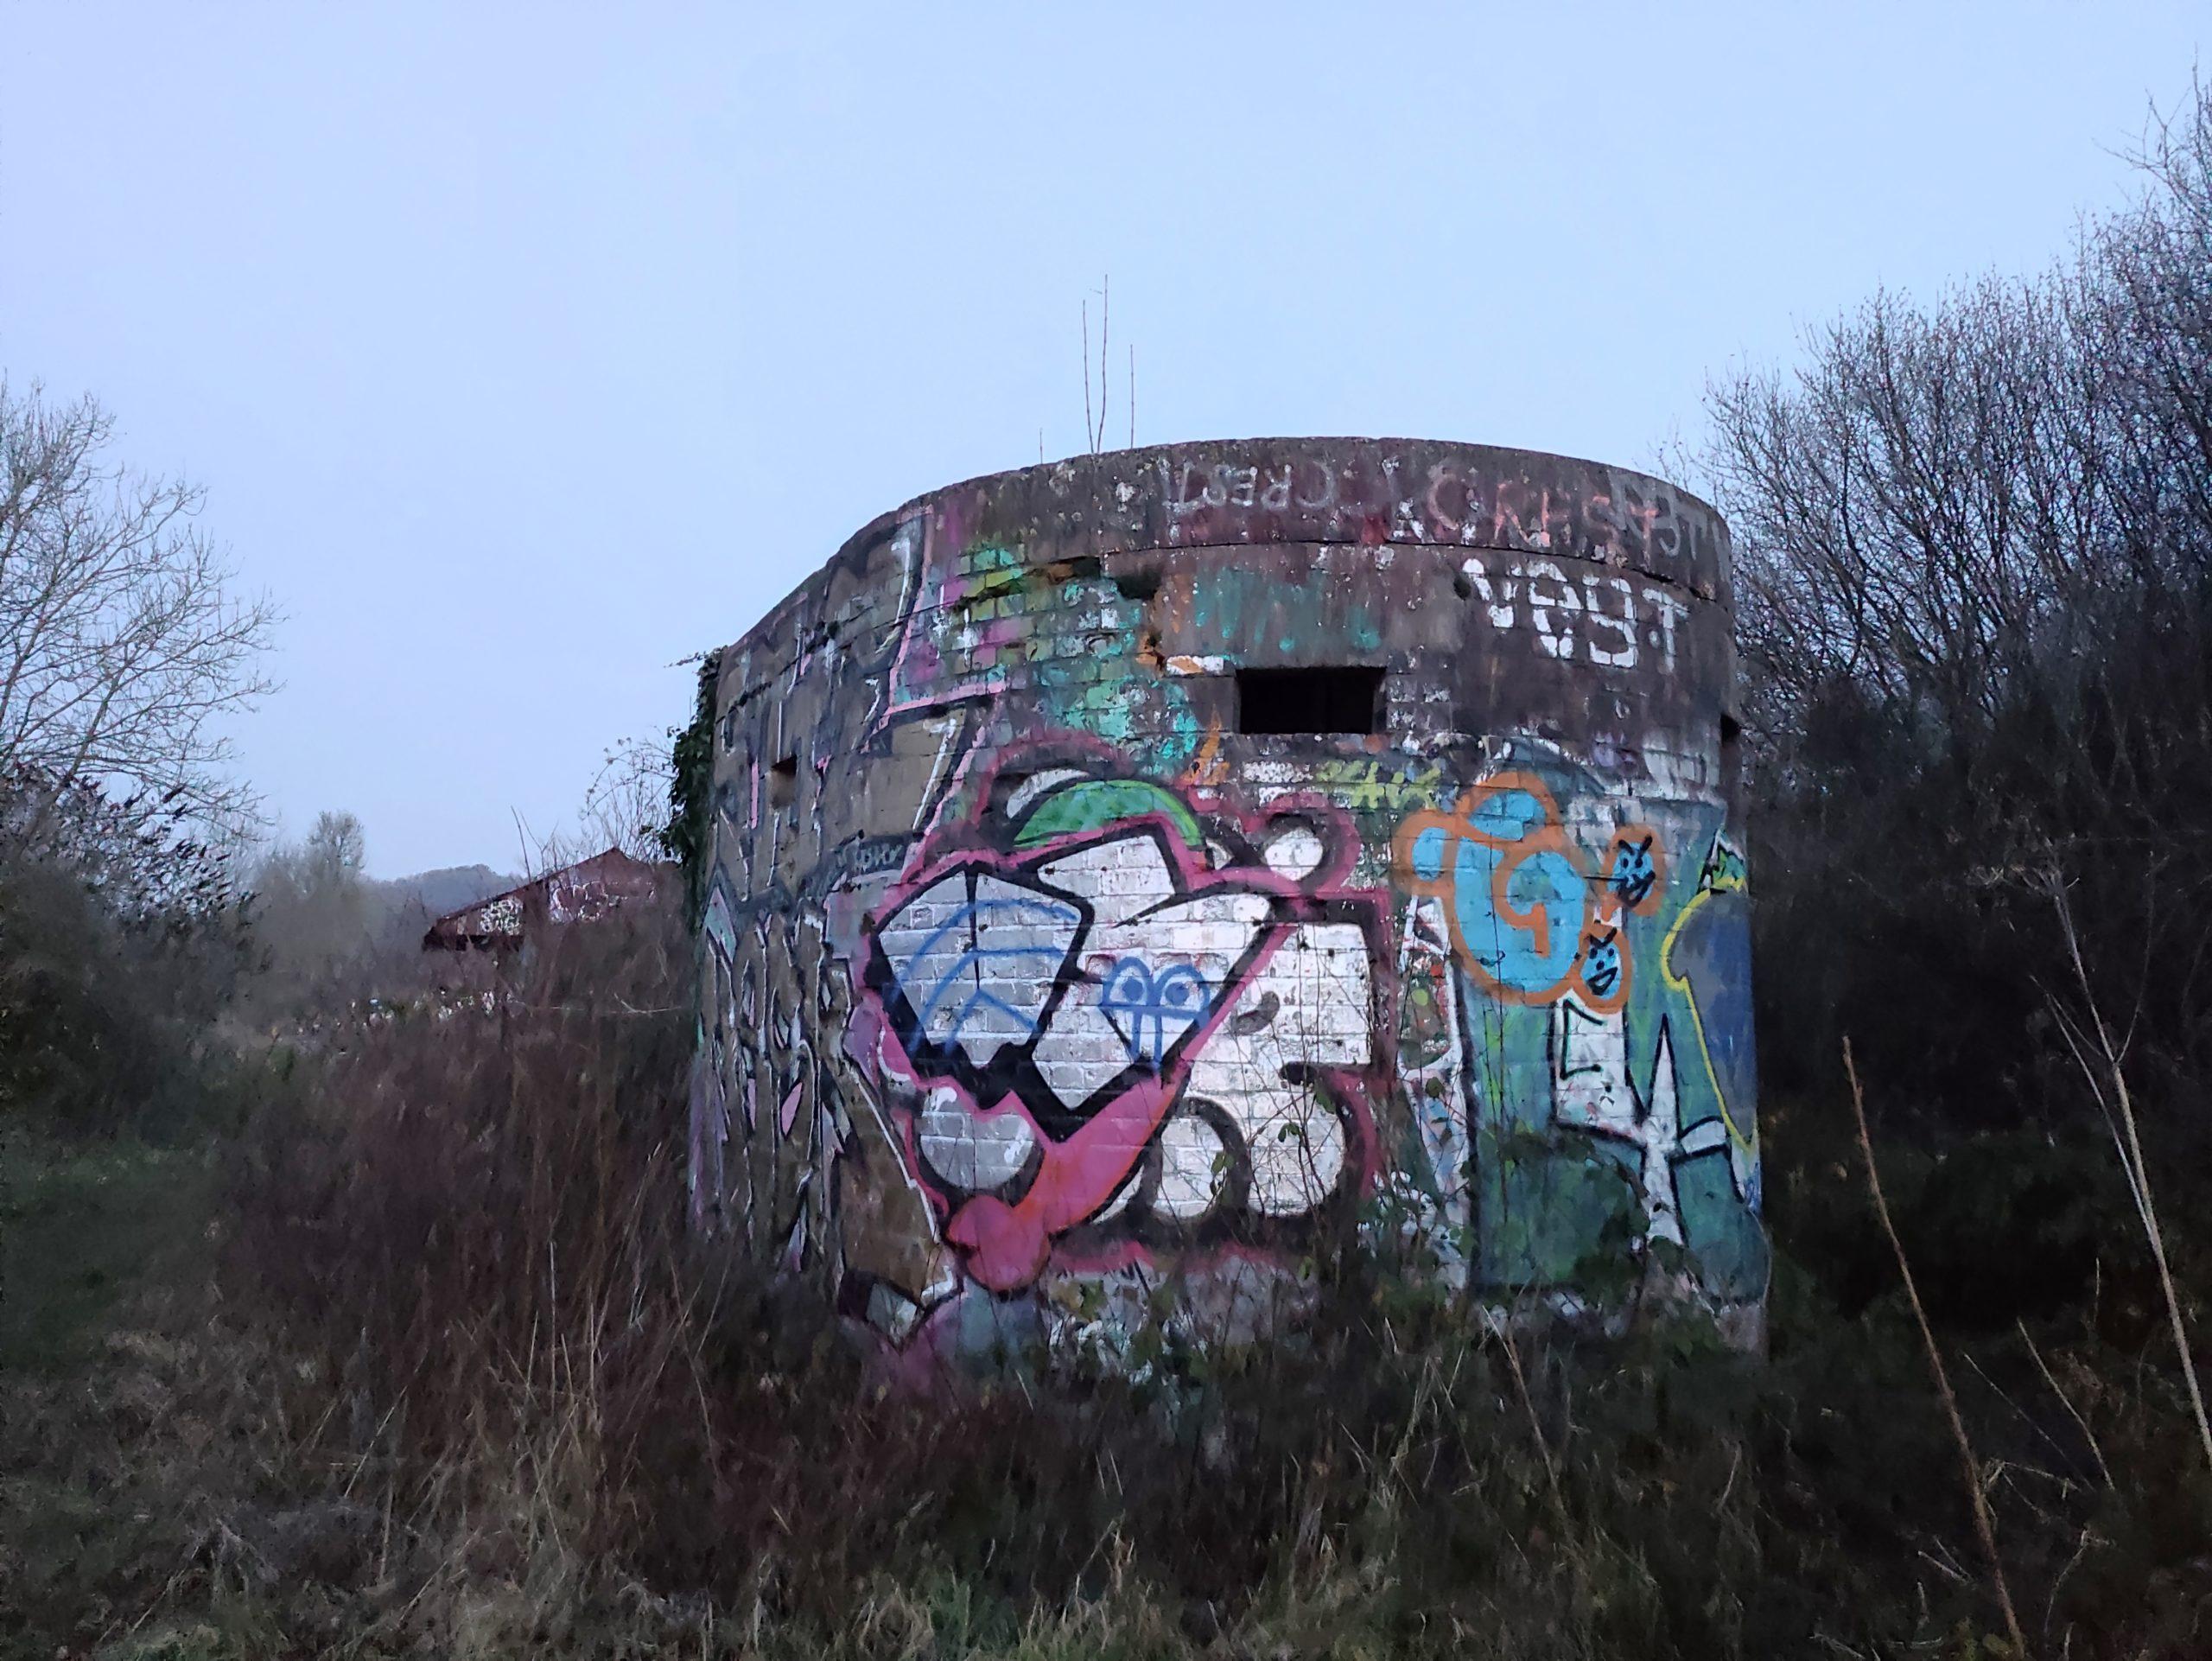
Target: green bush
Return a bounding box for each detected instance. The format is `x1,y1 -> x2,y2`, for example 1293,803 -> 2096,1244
0,842 -> 255,1141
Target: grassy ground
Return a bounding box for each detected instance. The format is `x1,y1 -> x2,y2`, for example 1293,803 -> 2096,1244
0,1111 -> 2183,1661
0,1131 -> 219,1373
0,1130 -> 237,1658
0,1128 -> 422,1660
4,930 -> 2208,1658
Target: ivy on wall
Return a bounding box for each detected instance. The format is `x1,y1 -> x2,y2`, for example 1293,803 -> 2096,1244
662,650 -> 719,928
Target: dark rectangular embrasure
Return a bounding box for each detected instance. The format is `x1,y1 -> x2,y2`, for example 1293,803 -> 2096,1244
1234,666 -> 1386,735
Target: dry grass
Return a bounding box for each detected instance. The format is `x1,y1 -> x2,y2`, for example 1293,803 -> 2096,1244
6,902 -> 2210,1658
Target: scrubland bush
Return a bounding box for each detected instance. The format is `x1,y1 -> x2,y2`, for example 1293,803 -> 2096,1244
0,768 -> 257,1140
188,899 -> 2204,1658
1707,86 -> 2212,1147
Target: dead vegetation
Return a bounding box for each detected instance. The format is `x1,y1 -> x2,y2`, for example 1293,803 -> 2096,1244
1,896 -> 2205,1659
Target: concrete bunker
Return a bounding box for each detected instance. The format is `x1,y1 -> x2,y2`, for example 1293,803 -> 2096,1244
690,437 -> 1763,1362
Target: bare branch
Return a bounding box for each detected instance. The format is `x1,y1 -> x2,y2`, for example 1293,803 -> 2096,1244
1845,1041 -> 2029,1658
0,381 -> 277,837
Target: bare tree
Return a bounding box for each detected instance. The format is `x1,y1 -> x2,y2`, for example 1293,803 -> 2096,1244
0,382 -> 277,833
507,736 -> 678,878
1707,80 -> 2212,770
299,808 -> 366,892
247,809 -> 373,1011
1699,75 -> 2212,1115
575,736 -> 676,863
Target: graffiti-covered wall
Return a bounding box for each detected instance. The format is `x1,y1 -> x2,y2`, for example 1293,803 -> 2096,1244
690,438 -> 1763,1364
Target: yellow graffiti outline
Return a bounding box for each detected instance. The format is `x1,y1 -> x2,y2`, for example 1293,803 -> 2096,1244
1182,715 -> 1227,791
1659,843 -> 1756,1159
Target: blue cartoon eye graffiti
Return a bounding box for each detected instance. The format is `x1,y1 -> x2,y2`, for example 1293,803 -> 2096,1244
1097,958 -> 1211,1067
1606,835 -> 1660,909
1579,926 -> 1624,1002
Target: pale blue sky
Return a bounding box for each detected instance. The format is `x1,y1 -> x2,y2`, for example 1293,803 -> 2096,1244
2,3 -> 2201,875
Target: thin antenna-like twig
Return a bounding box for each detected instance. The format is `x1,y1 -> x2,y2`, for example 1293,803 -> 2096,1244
1490,1313 -> 1563,1514
510,807 -> 545,881
1128,343 -> 1136,449
2046,877 -> 2212,1473
1846,1039 -> 2028,1658
1097,275 -> 1109,453
2017,1317 -> 2112,1489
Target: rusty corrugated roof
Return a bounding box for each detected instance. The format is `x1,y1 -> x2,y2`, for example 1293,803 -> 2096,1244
421,848 -> 670,950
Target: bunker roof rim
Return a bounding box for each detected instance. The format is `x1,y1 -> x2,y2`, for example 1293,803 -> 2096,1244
710,435 -> 1732,675
851,434 -> 1726,544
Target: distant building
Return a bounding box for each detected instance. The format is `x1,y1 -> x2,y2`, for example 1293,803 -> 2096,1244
421,849 -> 669,952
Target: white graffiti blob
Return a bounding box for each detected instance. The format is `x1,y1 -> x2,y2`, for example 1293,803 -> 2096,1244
1551,998 -> 1678,1243
1185,921 -> 1371,1215
871,869 -> 1083,1066
917,1085 -> 1037,1191
1028,835 -> 1272,1111
1396,894 -> 1473,1256
1152,1109 -> 1230,1219
1548,1002 -> 1734,1249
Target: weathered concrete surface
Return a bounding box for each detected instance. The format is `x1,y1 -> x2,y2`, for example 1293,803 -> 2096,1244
690,438 -> 1761,1365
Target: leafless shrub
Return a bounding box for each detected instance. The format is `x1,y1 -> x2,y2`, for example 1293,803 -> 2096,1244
1846,1039 -> 2028,1656
575,735 -> 678,865
0,382 -> 276,837
1701,79 -> 2212,1120
0,763 -> 254,1135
